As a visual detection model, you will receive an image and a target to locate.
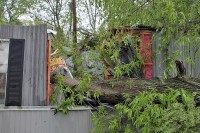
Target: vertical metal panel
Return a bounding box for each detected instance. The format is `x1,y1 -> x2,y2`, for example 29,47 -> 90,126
153,32 -> 200,78
0,25 -> 47,106
191,42 -> 200,77
152,32 -> 166,77
0,107 -> 92,133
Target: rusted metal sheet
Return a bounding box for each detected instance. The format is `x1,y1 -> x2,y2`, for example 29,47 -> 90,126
0,25 -> 47,106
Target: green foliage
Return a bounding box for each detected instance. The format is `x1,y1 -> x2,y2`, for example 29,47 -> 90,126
114,61 -> 143,79
101,34 -> 144,79
125,80 -> 135,89
92,106 -> 108,133
0,0 -> 36,24
51,75 -> 76,114
51,72 -> 97,114
51,75 -> 66,105
93,88 -> 200,133
97,0 -> 200,78
78,71 -> 92,92
93,91 -> 101,100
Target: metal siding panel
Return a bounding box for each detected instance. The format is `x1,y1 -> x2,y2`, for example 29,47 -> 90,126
0,107 -> 92,133
15,110 -> 21,133
168,40 -> 174,77
9,111 -> 15,133
21,26 -> 30,105
43,26 -> 47,105
152,33 -> 200,78
32,26 -> 37,105
12,26 -> 20,38
190,43 -> 195,77
195,55 -> 200,77
39,25 -> 47,105
171,41 -> 196,77
0,110 -> 2,133
194,43 -> 200,77
152,32 -> 159,77
186,44 -> 192,76
152,33 -> 157,77
0,25 -> 47,106
153,32 -> 166,77
28,26 -> 34,106
35,26 -> 39,105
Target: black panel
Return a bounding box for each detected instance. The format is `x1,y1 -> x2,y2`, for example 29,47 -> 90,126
5,39 -> 25,106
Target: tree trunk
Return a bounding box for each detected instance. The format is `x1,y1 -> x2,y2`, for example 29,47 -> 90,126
52,76 -> 200,104
72,0 -> 77,43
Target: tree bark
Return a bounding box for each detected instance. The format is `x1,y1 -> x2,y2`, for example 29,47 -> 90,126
72,0 -> 77,43
53,76 -> 200,104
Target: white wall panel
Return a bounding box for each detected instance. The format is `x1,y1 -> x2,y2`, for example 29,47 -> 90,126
0,40 -> 9,73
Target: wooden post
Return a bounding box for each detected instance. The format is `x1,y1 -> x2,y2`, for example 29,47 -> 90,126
72,0 -> 77,43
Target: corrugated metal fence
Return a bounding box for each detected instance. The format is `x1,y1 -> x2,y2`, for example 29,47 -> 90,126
0,25 -> 47,106
152,32 -> 200,78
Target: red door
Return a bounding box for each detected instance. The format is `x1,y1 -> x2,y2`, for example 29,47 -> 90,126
140,33 -> 153,79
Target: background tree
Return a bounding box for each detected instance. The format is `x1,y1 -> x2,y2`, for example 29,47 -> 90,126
30,0 -> 73,48
78,0 -> 103,34
0,0 -> 36,24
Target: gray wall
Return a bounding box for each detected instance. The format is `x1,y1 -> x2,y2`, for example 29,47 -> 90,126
0,25 -> 47,106
152,32 -> 200,78
0,106 -> 92,133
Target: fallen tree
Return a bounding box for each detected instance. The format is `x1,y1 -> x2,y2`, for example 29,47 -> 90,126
51,75 -> 200,105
